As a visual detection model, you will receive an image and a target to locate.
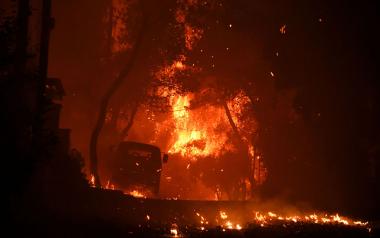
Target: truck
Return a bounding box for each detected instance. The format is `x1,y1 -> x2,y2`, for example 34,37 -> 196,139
108,141 -> 168,197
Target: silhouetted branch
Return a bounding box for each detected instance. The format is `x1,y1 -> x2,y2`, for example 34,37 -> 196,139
222,100 -> 242,143
120,101 -> 139,139
89,9 -> 147,188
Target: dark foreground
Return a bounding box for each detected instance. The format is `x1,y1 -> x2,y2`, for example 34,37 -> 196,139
8,188 -> 378,238
11,222 -> 376,238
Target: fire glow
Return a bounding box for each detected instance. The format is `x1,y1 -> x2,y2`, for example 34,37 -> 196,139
157,210 -> 369,236
102,0 -> 268,200
168,93 -> 233,159
191,210 -> 369,231
127,190 -> 146,198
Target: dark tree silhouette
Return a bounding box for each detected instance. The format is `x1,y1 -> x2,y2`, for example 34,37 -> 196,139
120,101 -> 139,139
89,10 -> 147,187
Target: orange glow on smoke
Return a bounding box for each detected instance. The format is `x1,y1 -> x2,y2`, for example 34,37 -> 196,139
110,0 -> 132,53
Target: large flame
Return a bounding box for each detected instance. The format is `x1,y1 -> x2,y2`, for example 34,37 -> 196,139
168,94 -> 233,159
104,0 -> 268,199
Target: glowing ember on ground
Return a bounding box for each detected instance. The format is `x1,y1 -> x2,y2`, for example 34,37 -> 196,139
105,180 -> 115,190
170,224 -> 179,237
125,190 -> 147,198
162,210 -> 369,236
216,211 -> 368,229
89,174 -> 95,187
161,209 -> 369,237
170,228 -> 178,236
219,211 -> 228,220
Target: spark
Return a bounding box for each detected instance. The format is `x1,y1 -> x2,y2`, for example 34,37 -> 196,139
280,24 -> 286,34
174,61 -> 185,69
225,221 -> 233,229
220,211 -> 228,219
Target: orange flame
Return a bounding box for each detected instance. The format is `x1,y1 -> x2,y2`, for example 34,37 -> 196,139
193,210 -> 368,231
168,94 -> 234,159
90,174 -> 95,187
125,190 -> 147,198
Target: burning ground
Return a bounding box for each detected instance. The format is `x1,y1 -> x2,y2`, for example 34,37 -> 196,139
18,188 -> 373,237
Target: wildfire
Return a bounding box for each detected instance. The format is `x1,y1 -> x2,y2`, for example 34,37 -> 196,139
214,210 -> 368,229
168,94 -> 234,159
156,209 -> 369,236
165,90 -> 259,160
175,0 -> 204,50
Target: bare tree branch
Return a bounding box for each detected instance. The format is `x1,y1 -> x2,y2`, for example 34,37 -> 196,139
120,101 -> 139,139
222,100 -> 242,143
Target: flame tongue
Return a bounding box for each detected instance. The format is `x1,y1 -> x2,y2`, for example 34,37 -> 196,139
168,94 -> 233,159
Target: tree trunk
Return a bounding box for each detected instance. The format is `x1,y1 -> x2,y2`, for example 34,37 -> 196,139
89,17 -> 147,188
244,91 -> 260,196
251,145 -> 256,191
222,100 -> 249,200
222,100 -> 241,143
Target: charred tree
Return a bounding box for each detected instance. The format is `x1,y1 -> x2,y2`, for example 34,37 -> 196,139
89,13 -> 146,188
245,92 -> 258,192
222,100 -> 250,200
222,100 -> 241,143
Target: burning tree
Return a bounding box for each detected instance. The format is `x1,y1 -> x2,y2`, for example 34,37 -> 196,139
89,0 -> 270,200
89,0 -> 190,187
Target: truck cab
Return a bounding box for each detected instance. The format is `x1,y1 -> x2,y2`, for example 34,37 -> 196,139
109,141 -> 168,197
